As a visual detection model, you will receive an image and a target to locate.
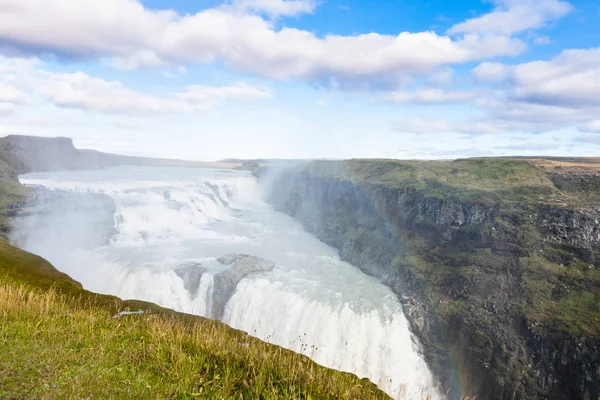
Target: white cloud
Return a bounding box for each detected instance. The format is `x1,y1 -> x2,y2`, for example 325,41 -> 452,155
0,82 -> 28,103
0,57 -> 271,115
0,0 -> 173,58
582,120 -> 600,133
513,69 -> 600,107
533,35 -> 552,45
508,49 -> 600,107
392,117 -> 453,134
0,0 -> 526,88
37,71 -> 189,114
428,68 -> 454,86
173,83 -> 272,110
472,62 -> 509,82
448,0 -> 572,36
227,0 -> 316,17
464,48 -> 600,135
109,50 -> 167,70
0,102 -> 15,115
391,116 -> 510,136
384,88 -> 478,104
471,48 -> 600,109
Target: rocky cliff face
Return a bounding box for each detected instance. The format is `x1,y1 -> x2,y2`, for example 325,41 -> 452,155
261,164 -> 600,400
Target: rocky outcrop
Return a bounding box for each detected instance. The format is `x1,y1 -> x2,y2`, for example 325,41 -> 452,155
212,254 -> 275,319
175,254 -> 276,319
175,263 -> 207,297
536,205 -> 600,255
261,165 -> 600,400
235,161 -> 261,175
550,172 -> 600,194
174,255 -> 275,319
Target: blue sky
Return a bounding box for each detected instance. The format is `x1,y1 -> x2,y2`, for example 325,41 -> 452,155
0,0 -> 598,160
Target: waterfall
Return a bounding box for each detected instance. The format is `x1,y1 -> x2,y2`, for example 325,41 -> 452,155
13,166 -> 441,399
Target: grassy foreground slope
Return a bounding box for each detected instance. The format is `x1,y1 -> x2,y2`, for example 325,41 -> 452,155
0,241 -> 389,399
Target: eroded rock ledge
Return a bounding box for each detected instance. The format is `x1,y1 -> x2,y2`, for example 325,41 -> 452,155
175,254 -> 275,319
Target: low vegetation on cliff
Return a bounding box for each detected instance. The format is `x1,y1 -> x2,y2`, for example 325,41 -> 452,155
306,158 -> 580,207
309,158 -> 600,336
269,157 -> 600,399
0,147 -> 30,239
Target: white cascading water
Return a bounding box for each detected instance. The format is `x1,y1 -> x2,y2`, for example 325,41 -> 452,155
14,165 -> 441,399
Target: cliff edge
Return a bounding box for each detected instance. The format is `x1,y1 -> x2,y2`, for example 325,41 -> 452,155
261,158 -> 600,400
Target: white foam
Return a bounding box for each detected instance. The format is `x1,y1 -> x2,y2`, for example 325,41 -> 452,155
224,278 -> 439,399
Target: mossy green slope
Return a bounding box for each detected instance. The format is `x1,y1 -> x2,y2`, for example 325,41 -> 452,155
304,158 -> 600,337
0,147 -> 30,239
306,158 -> 558,205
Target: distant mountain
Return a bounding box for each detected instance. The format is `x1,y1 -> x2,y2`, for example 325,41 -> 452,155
0,135 -> 239,174
220,158 -> 314,166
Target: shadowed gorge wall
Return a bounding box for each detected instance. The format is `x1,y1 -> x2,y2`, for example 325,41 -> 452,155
260,160 -> 600,400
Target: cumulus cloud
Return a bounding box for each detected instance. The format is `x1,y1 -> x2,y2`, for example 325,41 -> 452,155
508,49 -> 600,107
472,62 -> 509,82
173,83 -> 272,110
37,72 -> 188,114
392,117 -> 453,134
0,0 -> 526,88
384,88 -> 478,104
448,0 -> 572,36
470,48 -> 600,109
0,102 -> 15,115
36,71 -> 271,114
450,48 -> 600,135
391,116 -> 513,136
427,68 -> 454,86
582,120 -> 600,133
226,0 -> 316,17
0,82 -> 28,103
0,0 -> 173,58
0,57 -> 271,115
109,50 -> 167,70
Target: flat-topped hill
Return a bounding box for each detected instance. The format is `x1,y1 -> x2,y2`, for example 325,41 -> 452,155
0,135 -> 241,174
